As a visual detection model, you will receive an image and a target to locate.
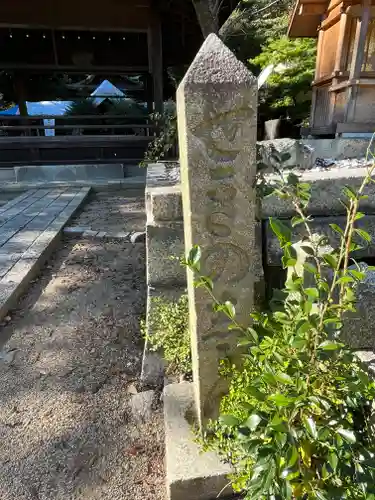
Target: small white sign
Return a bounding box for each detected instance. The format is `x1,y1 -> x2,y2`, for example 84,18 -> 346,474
43,118 -> 55,137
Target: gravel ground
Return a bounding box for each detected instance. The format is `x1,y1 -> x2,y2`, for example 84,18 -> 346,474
0,232 -> 165,498
70,191 -> 145,234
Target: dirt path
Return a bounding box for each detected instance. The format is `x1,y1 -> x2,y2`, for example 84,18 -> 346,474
0,194 -> 165,500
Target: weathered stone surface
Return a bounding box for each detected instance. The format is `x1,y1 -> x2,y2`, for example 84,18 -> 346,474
266,216 -> 375,266
258,138 -> 311,170
0,187 -> 89,321
130,231 -> 146,243
341,263 -> 375,350
130,390 -> 155,423
262,167 -> 375,218
178,33 -> 259,425
15,164 -> 124,182
164,382 -> 231,500
148,186 -> 183,223
146,224 -> 186,287
301,138 -> 370,162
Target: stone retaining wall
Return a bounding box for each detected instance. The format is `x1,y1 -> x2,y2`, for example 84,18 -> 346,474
141,163 -> 186,386
143,162 -> 375,385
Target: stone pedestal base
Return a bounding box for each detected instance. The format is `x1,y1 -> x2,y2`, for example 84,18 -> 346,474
164,382 -> 233,500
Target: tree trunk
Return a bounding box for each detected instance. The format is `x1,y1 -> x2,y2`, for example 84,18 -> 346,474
219,4 -> 244,41
192,0 -> 220,38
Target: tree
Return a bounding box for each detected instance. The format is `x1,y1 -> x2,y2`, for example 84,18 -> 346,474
251,36 -> 316,124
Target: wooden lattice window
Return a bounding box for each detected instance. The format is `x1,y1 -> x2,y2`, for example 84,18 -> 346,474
362,19 -> 375,71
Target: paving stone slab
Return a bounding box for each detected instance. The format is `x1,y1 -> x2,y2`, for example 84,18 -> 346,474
0,187 -> 90,320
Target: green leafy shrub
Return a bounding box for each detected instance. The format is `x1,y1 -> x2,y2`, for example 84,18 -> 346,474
185,148 -> 375,499
140,102 -> 177,166
142,294 -> 191,375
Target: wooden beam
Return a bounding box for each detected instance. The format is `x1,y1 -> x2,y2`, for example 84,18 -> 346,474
334,12 -> 348,72
315,19 -> 325,79
148,7 -> 163,114
0,64 -> 149,73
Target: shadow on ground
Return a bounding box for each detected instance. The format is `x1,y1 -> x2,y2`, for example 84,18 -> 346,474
0,237 -> 165,500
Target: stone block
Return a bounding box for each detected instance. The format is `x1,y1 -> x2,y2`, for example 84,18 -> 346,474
63,226 -> 87,236
265,216 -> 375,266
82,230 -> 99,239
15,164 -> 124,183
130,390 -> 155,423
262,167 -> 375,218
146,223 -> 186,287
258,138 -> 310,170
164,382 -> 232,500
147,186 -> 183,223
341,264 -> 375,350
301,138 -> 370,163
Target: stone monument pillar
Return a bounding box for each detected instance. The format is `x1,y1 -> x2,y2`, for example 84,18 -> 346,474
177,33 -> 258,426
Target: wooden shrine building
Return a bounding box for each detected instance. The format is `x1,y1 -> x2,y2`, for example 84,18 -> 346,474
0,0 -> 228,165
0,0 -> 208,114
289,0 -> 375,136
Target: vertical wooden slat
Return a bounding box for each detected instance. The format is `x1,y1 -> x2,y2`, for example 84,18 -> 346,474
148,7 -> 163,114
334,11 -> 348,72
349,0 -> 371,79
345,0 -> 371,124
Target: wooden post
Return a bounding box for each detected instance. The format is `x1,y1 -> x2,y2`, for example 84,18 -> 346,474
345,0 -> 371,123
148,8 -> 163,114
334,11 -> 348,73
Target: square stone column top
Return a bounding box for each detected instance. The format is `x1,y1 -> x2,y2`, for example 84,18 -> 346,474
146,163 -> 180,190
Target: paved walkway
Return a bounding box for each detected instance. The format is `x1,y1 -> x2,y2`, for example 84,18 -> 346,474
0,188 -> 89,320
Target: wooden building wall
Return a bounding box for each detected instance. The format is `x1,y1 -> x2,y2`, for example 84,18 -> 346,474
0,0 -> 150,31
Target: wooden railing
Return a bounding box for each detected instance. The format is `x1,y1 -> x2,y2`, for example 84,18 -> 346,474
0,114 -> 157,166
0,114 -> 154,137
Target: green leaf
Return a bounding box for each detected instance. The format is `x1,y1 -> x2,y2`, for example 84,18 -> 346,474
247,386 -> 266,401
318,340 -> 345,351
219,414 -> 240,427
303,262 -> 318,274
200,276 -> 213,292
287,445 -> 299,467
348,269 -> 365,281
275,372 -> 293,385
287,173 -> 299,186
336,428 -> 356,443
315,490 -> 329,500
268,393 -> 293,407
329,223 -> 344,236
355,212 -> 365,220
305,287 -> 319,300
188,245 -> 201,266
269,217 -> 291,245
323,253 -> 338,269
291,216 -> 304,227
301,245 -> 315,256
245,327 -> 259,343
342,185 -> 357,200
224,301 -> 235,319
328,451 -> 338,472
245,414 -> 262,431
355,228 -> 372,243
304,416 -> 317,439
263,460 -> 276,491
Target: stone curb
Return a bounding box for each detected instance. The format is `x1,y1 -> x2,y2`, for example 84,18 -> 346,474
63,226 -> 146,243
